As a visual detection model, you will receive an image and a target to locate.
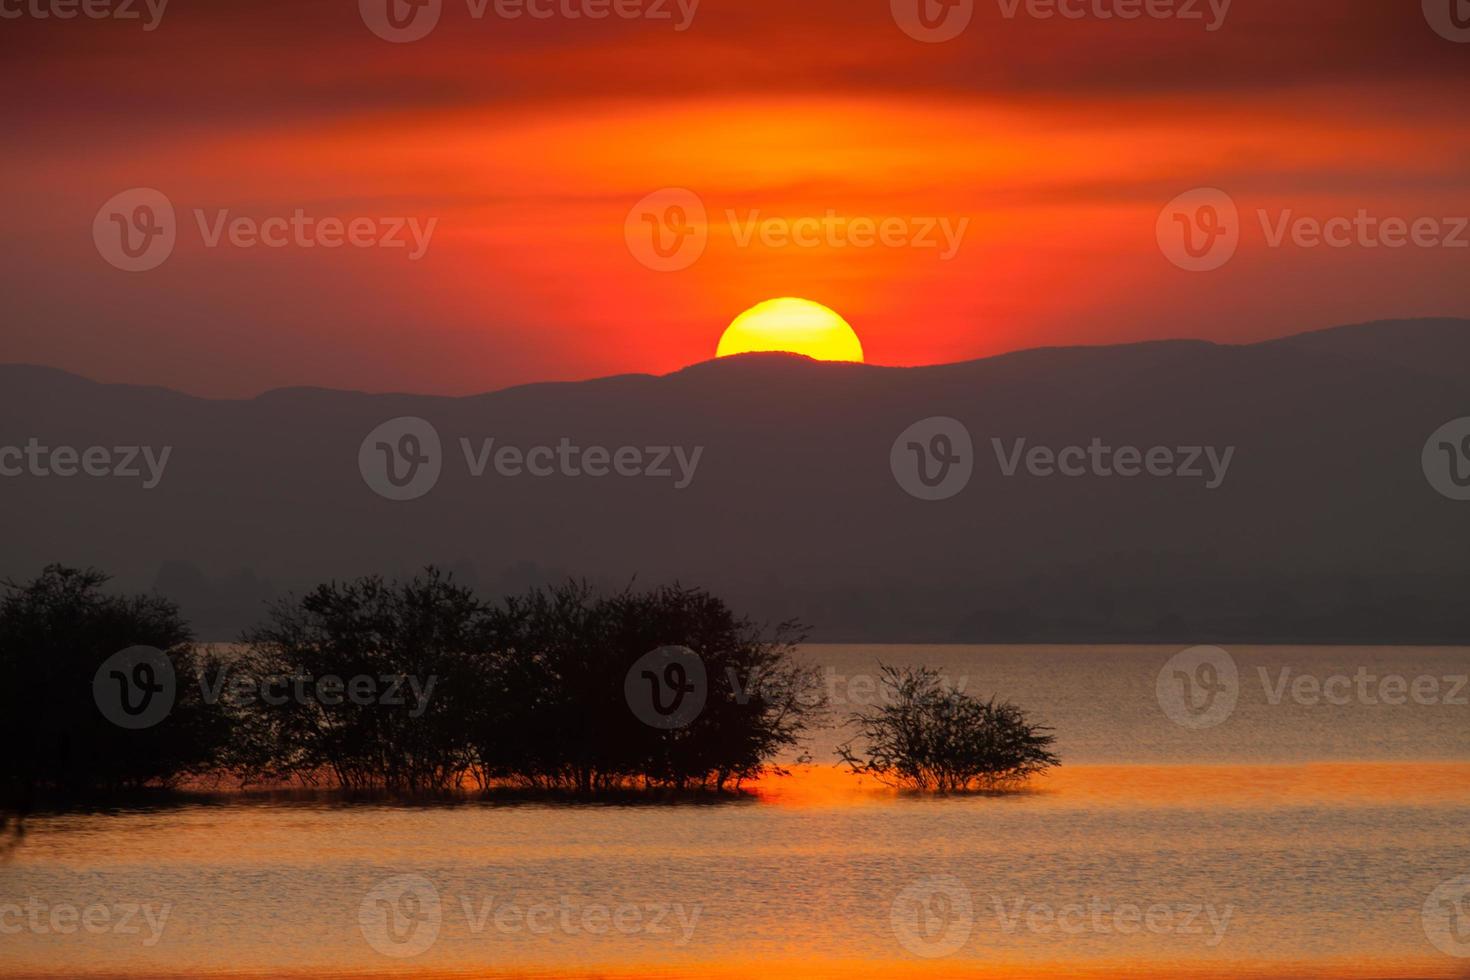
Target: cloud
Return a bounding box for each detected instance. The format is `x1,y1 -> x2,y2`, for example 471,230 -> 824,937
5,0 -> 1466,142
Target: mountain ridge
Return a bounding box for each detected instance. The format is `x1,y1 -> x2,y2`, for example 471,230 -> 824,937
5,317 -> 1462,404
2,316 -> 1468,643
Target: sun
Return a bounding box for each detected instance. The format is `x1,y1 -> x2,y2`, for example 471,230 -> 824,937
716,298 -> 864,362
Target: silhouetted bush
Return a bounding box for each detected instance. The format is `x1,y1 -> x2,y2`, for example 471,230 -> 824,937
475,581 -> 823,792
228,571 -> 822,795
0,566 -> 231,799
230,569 -> 487,791
837,664 -> 1059,791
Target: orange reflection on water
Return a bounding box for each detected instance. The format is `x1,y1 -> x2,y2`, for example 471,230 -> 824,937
8,763 -> 1470,980
750,762 -> 1470,809
62,956 -> 1462,980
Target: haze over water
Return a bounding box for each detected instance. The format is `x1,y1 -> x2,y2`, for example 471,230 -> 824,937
4,644 -> 1469,979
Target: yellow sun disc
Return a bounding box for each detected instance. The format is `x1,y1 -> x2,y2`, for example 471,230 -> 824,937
716,298 -> 864,362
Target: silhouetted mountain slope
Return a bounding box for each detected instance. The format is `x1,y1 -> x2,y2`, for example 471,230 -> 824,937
1271,317 -> 1470,381
2,319 -> 1468,642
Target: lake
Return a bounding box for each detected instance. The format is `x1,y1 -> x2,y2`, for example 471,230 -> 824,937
4,644 -> 1470,978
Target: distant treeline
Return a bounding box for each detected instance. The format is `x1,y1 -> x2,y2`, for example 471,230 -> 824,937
0,566 -> 1058,813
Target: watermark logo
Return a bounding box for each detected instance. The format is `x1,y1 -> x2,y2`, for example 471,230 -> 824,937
1157,645 -> 1238,730
94,188 -> 176,272
360,0 -> 443,41
1424,0 -> 1470,42
891,417 -> 974,501
891,877 -> 974,958
1157,188 -> 1239,272
360,874 -> 443,958
360,417 -> 443,501
625,646 -> 707,729
1423,418 -> 1470,501
892,0 -> 973,42
1424,875 -> 1470,957
93,646 -> 175,730
625,188 -> 708,272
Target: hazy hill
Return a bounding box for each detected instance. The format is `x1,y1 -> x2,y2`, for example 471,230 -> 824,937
3,318 -> 1468,642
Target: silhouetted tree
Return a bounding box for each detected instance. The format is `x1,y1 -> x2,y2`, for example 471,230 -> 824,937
6,564 -> 828,803
474,582 -> 823,793
231,568 -> 486,791
837,665 -> 1059,791
0,566 -> 230,799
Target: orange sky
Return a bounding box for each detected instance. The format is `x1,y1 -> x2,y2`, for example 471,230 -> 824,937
2,0 -> 1467,396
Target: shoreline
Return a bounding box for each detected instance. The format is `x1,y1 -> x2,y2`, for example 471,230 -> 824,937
9,760 -> 1470,819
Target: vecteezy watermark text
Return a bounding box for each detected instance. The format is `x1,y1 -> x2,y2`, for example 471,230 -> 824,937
0,0 -> 167,29
193,210 -> 436,259
1260,667 -> 1468,708
811,666 -> 968,707
0,440 -> 171,489
0,899 -> 172,946
995,0 -> 1230,30
460,438 -> 701,488
891,0 -> 1229,43
198,668 -> 438,718
1256,210 -> 1470,251
726,210 -> 969,260
989,894 -> 1233,946
992,437 -> 1233,489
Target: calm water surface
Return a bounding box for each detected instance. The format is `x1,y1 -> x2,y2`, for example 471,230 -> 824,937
4,645 -> 1470,978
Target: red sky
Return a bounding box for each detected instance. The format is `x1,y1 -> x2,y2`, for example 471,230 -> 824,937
2,0 -> 1468,396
